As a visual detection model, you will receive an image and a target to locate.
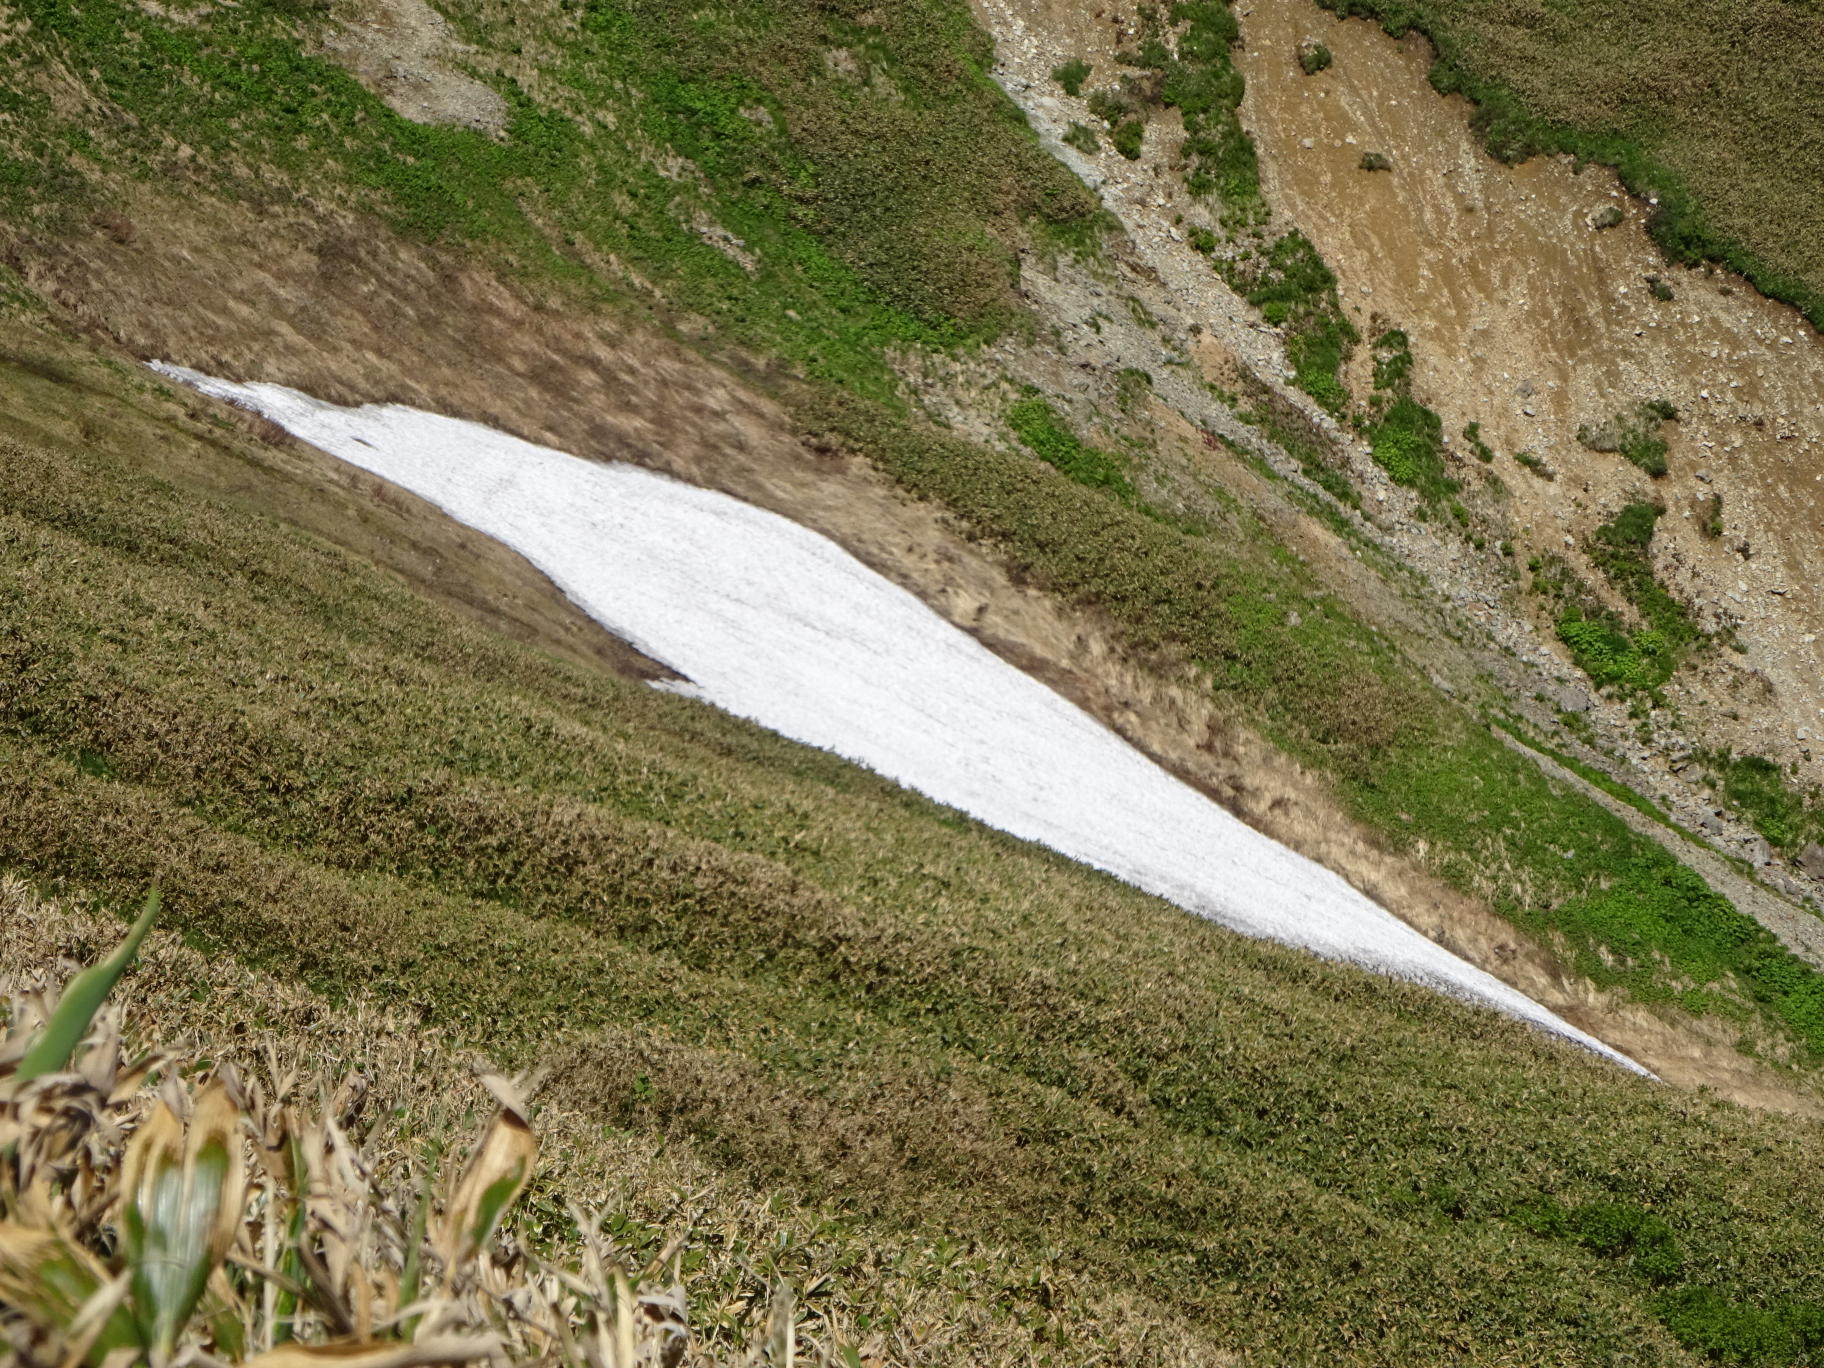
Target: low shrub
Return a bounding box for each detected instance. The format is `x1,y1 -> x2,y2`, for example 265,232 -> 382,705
1087,84 -> 1145,127
1577,401 -> 1676,477
1052,57 -> 1092,96
1298,41 -> 1334,75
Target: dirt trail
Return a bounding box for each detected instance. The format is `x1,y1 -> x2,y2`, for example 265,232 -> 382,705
1237,0 -> 1824,782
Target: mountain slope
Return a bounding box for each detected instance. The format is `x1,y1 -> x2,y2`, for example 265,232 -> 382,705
1316,0 -> 1824,328
3,0 -> 1824,1361
5,322 -> 1824,1365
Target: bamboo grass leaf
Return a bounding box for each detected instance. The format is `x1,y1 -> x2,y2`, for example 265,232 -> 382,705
16,891 -> 160,1084
118,1082 -> 247,1365
237,1333 -> 502,1368
0,1222 -> 142,1362
438,1074 -> 536,1272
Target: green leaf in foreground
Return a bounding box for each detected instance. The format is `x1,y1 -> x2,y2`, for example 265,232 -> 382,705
15,888 -> 159,1082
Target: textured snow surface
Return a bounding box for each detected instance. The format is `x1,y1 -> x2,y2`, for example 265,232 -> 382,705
155,364 -> 1648,1073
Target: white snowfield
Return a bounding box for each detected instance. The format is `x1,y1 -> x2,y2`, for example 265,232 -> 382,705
154,364 -> 1649,1075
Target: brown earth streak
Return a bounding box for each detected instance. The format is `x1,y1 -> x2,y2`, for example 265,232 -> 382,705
314,0 -> 509,132
18,178 -> 1824,1108
1238,0 -> 1824,781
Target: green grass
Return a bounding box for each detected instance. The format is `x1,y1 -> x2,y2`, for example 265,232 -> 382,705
1110,118 -> 1146,160
1006,393 -> 1136,498
1063,120 -> 1100,154
0,0 -> 1103,401
1363,329 -> 1458,502
1313,0 -> 1824,331
1245,396 -> 1361,509
804,387 -> 1824,1062
1494,717 -> 1690,837
1702,753 -> 1823,853
1157,2 -> 1260,215
1075,4 -> 1357,411
1587,501 -> 1699,651
1534,502 -> 1700,696
1052,57 -> 1092,96
1370,396 -> 1456,498
1223,232 -> 1358,413
11,328 -> 1824,1366
1578,403 -> 1677,478
1463,421 -> 1495,463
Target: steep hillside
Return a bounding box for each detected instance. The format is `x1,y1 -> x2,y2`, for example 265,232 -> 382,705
1313,0 -> 1824,329
6,321 -> 1824,1365
4,0 -> 1824,1361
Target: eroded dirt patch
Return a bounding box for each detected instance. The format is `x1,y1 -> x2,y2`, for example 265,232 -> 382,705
1237,0 -> 1824,786
316,0 -> 507,132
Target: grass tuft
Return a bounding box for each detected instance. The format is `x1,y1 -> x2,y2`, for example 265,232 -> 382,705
1578,403 -> 1677,477
1053,57 -> 1093,96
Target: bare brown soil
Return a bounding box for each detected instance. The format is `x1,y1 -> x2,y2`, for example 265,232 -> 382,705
1237,0 -> 1824,784
314,0 -> 508,132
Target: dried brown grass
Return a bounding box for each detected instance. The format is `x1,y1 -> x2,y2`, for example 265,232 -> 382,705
0,880 -> 711,1367
0,880 -> 1237,1368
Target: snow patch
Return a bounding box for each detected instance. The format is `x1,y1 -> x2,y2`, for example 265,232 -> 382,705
152,363 -> 1650,1074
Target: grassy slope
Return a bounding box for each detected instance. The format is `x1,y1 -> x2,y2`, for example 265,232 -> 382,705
3,0 -> 1817,1057
2,1 -> 1824,1359
0,0 -> 1099,401
1317,0 -> 1824,328
6,331 -> 1824,1367
1,883 -> 1234,1365
807,391 -> 1824,1054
